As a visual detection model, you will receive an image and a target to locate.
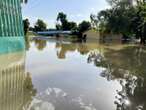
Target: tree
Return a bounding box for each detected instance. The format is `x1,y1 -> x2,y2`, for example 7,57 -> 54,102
106,0 -> 133,8
34,19 -> 47,32
96,0 -> 146,44
131,3 -> 146,44
97,9 -> 112,33
23,19 -> 30,35
56,12 -> 77,31
90,14 -> 98,29
67,22 -> 78,31
98,4 -> 136,35
56,24 -> 62,30
56,12 -> 68,30
77,21 -> 91,39
78,21 -> 91,33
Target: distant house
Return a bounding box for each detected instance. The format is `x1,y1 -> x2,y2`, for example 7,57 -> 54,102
100,33 -> 123,43
83,30 -> 100,42
83,30 -> 123,43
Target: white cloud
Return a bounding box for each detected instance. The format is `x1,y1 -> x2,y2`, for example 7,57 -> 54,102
28,98 -> 55,110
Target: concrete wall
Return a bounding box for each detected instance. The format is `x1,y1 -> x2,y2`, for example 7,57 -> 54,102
100,33 -> 123,43
83,30 -> 100,42
83,30 -> 122,43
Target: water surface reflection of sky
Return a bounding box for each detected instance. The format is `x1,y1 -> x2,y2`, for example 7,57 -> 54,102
0,39 -> 146,110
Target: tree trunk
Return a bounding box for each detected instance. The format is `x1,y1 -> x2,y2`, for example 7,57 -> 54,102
140,36 -> 145,44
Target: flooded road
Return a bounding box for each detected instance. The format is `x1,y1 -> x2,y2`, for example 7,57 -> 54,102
0,38 -> 146,110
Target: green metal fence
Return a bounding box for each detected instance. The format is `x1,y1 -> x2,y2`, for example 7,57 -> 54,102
0,0 -> 24,37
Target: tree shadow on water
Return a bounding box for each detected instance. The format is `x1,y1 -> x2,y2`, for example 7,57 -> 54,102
87,45 -> 146,110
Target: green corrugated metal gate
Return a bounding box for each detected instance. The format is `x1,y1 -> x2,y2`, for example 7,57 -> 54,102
0,0 -> 24,54
0,0 -> 24,37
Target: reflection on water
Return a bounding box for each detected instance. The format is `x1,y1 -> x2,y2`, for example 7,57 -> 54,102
0,52 -> 36,110
87,46 -> 146,110
0,37 -> 25,54
1,37 -> 146,110
34,39 -> 47,51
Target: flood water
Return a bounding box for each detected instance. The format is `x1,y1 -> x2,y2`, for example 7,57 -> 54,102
0,38 -> 146,110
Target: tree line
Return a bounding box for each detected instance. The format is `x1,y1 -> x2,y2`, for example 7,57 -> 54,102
23,12 -> 91,39
90,0 -> 146,44
23,0 -> 146,44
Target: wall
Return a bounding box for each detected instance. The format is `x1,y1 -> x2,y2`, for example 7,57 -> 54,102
83,30 -> 100,42
0,0 -> 24,37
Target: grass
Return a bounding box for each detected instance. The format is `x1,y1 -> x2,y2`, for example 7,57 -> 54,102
26,31 -> 39,37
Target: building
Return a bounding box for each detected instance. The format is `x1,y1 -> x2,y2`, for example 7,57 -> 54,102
83,30 -> 100,42
0,0 -> 24,37
100,33 -> 123,43
83,30 -> 123,43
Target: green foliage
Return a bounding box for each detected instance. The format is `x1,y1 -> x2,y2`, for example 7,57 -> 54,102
34,19 -> 47,32
98,6 -> 136,35
131,3 -> 146,43
56,12 -> 77,31
106,0 -> 132,8
67,22 -> 78,31
23,19 -> 30,35
91,0 -> 146,43
90,14 -> 98,29
57,12 -> 67,23
56,12 -> 68,30
78,21 -> 91,33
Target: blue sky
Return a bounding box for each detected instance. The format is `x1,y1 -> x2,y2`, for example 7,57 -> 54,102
22,0 -> 109,28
